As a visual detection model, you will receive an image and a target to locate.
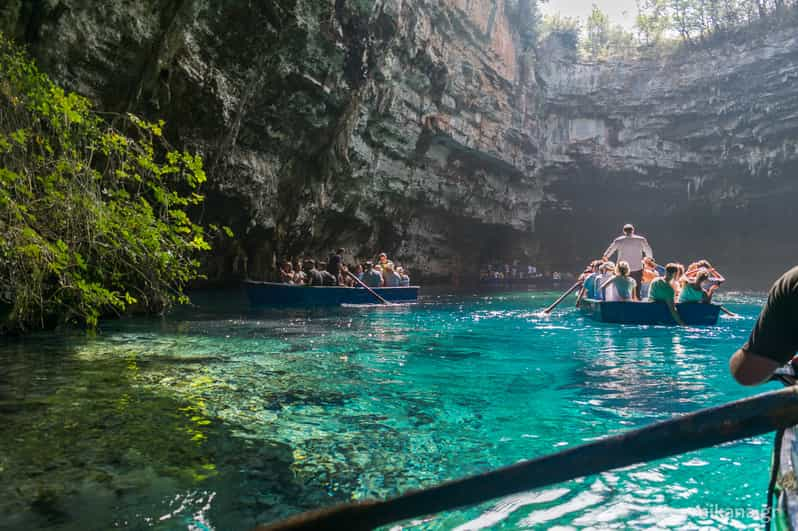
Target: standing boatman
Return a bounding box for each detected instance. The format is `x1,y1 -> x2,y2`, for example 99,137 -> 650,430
602,223 -> 653,299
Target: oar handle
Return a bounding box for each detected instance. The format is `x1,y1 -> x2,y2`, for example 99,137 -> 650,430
256,386 -> 798,531
346,270 -> 390,305
543,281 -> 582,314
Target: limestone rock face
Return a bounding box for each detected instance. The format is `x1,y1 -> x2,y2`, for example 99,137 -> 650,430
5,1 -> 798,285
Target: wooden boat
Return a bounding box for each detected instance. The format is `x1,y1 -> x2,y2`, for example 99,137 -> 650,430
579,299 -> 721,326
244,280 -> 419,307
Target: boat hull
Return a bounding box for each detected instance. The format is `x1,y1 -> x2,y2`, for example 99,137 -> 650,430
579,299 -> 721,326
244,281 -> 419,307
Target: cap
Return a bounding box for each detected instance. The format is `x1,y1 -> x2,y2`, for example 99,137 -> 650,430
623,223 -> 634,230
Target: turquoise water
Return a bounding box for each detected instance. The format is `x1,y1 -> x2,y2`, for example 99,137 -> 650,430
0,289 -> 779,530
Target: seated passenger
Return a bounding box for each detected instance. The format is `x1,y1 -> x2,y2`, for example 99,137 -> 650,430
678,269 -> 717,303
293,260 -> 306,285
354,263 -> 364,281
303,260 -> 324,286
279,261 -> 295,284
600,261 -> 637,302
383,264 -> 402,287
686,259 -> 725,290
362,261 -> 383,288
640,257 -> 664,300
397,266 -> 410,286
672,263 -> 686,299
317,262 -> 338,286
341,265 -> 354,287
577,260 -> 603,305
595,261 -> 615,301
648,263 -> 686,326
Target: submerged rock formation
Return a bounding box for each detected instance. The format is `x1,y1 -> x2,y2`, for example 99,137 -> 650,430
3,1 -> 798,286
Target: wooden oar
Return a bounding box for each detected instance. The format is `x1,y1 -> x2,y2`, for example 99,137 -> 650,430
256,386 -> 798,531
542,281 -> 582,314
346,270 -> 391,305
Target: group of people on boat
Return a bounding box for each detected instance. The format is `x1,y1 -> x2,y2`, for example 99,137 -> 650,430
278,250 -> 411,288
576,224 -> 726,325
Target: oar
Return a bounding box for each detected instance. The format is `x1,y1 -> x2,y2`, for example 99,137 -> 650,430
346,270 -> 391,305
720,305 -> 741,318
255,386 -> 798,531
542,281 -> 582,314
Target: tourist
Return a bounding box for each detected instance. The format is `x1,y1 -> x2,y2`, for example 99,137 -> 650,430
648,263 -> 686,326
672,263 -> 686,299
354,263 -> 364,281
362,261 -> 383,288
686,259 -> 726,290
600,261 -> 637,302
327,248 -> 344,284
340,265 -> 354,287
576,260 -> 603,306
729,266 -> 798,385
317,262 -> 337,286
678,269 -> 717,304
378,252 -> 394,270
293,262 -> 307,285
383,264 -> 402,287
304,260 -> 324,286
603,224 -> 654,299
594,261 -> 615,301
640,257 -> 665,299
397,266 -> 410,287
279,261 -> 295,284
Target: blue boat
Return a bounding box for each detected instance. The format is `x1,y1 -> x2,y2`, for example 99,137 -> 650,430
244,280 -> 419,307
579,299 -> 721,326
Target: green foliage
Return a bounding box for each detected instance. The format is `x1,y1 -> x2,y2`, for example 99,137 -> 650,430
541,13 -> 582,51
0,33 -> 214,332
585,4 -> 611,57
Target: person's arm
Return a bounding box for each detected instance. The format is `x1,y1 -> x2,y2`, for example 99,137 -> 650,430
666,299 -> 686,326
730,349 -> 782,386
575,286 -> 587,307
642,238 -> 653,260
730,273 -> 797,385
602,240 -> 617,260
710,268 -> 726,283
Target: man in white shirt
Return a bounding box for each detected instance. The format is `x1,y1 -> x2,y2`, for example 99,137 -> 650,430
602,224 -> 653,299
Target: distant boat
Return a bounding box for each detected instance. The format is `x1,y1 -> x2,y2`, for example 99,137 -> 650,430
244,280 -> 419,307
579,299 -> 721,326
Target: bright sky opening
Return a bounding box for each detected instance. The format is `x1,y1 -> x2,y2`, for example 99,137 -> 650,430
541,0 -> 639,30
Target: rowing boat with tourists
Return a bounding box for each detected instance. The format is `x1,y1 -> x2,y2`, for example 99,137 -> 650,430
245,249 -> 419,306
545,223 -> 729,325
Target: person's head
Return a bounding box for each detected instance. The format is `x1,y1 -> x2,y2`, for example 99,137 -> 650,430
379,252 -> 388,264
601,261 -> 615,274
623,223 -> 635,236
383,264 -> 394,275
694,269 -> 710,284
365,261 -> 374,271
397,266 -> 404,275
665,263 -> 680,280
590,260 -> 602,272
337,248 -> 345,255
697,259 -> 712,269
375,264 -> 382,272
319,261 -> 327,270
617,261 -> 630,277
303,260 -> 314,272
282,261 -> 293,272
643,257 -> 655,268
355,264 -> 363,274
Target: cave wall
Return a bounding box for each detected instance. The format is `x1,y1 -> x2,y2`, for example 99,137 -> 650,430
3,1 -> 798,287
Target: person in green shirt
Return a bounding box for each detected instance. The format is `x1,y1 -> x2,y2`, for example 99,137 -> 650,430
677,269 -> 718,304
648,263 -> 686,326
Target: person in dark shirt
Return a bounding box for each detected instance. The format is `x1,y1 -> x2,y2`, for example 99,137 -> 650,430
303,260 -> 324,287
327,248 -> 344,284
730,266 -> 798,385
317,261 -> 338,286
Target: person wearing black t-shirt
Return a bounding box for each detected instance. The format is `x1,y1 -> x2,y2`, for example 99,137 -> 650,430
327,248 -> 344,284
730,266 -> 798,385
